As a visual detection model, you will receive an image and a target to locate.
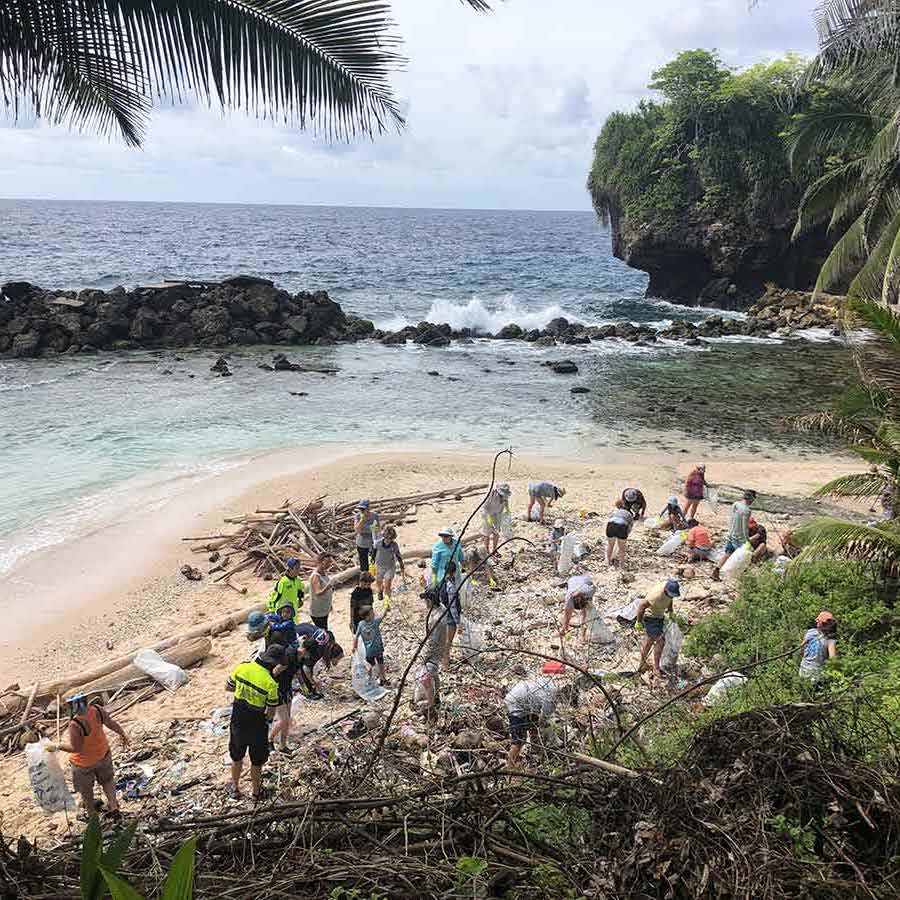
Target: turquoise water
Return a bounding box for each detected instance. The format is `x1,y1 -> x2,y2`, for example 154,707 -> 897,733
0,201 -> 849,572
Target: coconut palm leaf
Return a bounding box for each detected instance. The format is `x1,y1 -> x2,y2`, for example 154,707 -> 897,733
814,1 -> 900,76
814,208 -> 869,295
793,157 -> 867,238
794,516 -> 900,566
1,0 -> 493,145
790,410 -> 879,444
814,470 -> 891,500
846,211 -> 900,301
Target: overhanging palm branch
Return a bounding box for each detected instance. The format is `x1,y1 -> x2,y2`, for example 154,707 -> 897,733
0,0 -> 492,146
814,470 -> 892,500
793,516 -> 900,568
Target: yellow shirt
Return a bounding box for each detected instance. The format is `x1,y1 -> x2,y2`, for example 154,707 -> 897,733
645,585 -> 673,618
227,661 -> 278,712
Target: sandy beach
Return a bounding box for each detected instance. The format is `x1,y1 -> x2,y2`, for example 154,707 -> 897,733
0,441 -> 862,838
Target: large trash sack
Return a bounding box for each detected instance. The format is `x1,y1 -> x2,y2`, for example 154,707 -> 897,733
704,486 -> 719,513
133,649 -> 188,691
703,672 -> 748,707
773,555 -> 792,576
26,739 -> 75,813
586,608 -> 616,646
351,640 -> 387,702
558,533 -> 579,575
657,530 -> 687,557
500,509 -> 514,540
606,598 -> 640,624
457,616 -> 484,661
660,621 -> 684,672
720,542 -> 753,580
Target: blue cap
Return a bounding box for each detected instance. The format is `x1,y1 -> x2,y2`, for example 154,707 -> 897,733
285,557 -> 300,569
664,579 -> 681,597
247,611 -> 267,632
357,499 -> 370,509
67,692 -> 89,711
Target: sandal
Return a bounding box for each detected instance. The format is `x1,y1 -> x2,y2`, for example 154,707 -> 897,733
227,785 -> 242,800
251,788 -> 271,802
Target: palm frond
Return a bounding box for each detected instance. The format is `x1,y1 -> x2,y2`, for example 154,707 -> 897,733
813,470 -> 890,500
792,157 -> 867,239
846,212 -> 900,301
1,0 -> 418,144
814,208 -> 869,296
847,296 -> 900,344
793,515 -> 900,566
865,115 -> 900,176
789,410 -> 878,444
814,1 -> 900,78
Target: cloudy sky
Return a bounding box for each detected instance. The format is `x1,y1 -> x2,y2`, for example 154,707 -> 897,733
0,0 -> 819,211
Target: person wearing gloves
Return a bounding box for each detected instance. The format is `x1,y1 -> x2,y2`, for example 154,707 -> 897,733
431,526 -> 463,587
527,481 -> 565,524
621,487 -> 647,519
504,663 -> 578,767
660,496 -> 687,532
713,489 -> 756,580
683,464 -> 707,521
799,612 -> 838,684
266,557 -> 305,619
482,482 -> 512,555
49,694 -> 130,822
373,526 -> 405,604
559,574 -> 595,638
605,500 -> 635,567
636,579 -> 680,678
225,644 -> 285,800
353,499 -> 381,573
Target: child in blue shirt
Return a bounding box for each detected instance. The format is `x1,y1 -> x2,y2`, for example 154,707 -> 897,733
353,603 -> 391,686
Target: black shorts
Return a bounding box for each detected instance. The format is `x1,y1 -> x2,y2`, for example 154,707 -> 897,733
229,703 -> 270,766
508,712 -> 540,745
606,522 -> 629,540
366,652 -> 384,666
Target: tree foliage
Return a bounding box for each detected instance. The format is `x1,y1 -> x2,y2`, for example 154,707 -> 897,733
587,50 -> 806,232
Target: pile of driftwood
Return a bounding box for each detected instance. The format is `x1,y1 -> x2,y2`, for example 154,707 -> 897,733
183,484 -> 488,584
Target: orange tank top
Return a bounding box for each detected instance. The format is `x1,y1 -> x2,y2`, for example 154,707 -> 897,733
70,705 -> 110,768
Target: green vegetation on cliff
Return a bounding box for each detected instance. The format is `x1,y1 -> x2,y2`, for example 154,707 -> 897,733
588,49 -> 805,235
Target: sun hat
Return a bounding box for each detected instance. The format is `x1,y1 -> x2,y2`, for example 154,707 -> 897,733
276,598 -> 294,614
624,488 -> 638,502
815,611 -> 835,628
667,495 -> 679,507
698,464 -> 706,471
497,483 -> 511,496
437,526 -> 457,538
285,556 -> 300,569
556,486 -> 567,497
357,499 -> 370,509
247,611 -> 267,633
664,578 -> 681,597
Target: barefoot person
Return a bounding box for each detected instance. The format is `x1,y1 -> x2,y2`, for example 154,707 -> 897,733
482,483 -> 512,555
683,464 -> 707,521
527,481 -> 565,523
605,500 -> 634,567
636,579 -> 680,678
559,574 -> 595,639
373,526 -> 405,603
354,602 -> 391,686
659,496 -> 687,532
225,644 -> 285,800
51,694 -> 130,822
504,663 -> 577,767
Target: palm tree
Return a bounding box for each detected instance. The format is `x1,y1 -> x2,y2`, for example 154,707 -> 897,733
0,0 -> 491,146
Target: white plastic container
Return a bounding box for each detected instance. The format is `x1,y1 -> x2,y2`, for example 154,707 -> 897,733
657,530 -> 687,557
720,542 -> 753,580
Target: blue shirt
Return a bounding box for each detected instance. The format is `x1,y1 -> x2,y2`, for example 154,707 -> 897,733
356,618 -> 384,656
431,538 -> 463,584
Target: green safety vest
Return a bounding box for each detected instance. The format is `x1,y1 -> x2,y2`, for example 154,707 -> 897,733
266,575 -> 305,616
228,661 -> 278,712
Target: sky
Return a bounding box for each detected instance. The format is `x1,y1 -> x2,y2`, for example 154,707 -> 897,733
0,0 -> 819,211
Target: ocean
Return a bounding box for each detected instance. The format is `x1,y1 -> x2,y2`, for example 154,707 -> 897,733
0,200 -> 849,573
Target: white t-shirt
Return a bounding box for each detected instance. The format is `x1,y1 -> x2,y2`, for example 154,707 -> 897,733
504,677 -> 560,718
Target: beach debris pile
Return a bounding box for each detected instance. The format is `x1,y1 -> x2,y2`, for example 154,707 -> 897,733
182,483 -> 488,582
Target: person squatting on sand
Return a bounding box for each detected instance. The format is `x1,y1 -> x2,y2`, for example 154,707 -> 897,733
527,481 -> 565,523
49,694 -> 130,822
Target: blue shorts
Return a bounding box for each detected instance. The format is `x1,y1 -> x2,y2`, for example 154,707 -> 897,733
725,540 -> 739,554
644,616 -> 665,639
445,604 -> 462,626
508,712 -> 539,745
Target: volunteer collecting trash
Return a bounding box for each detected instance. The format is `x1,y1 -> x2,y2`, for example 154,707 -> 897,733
265,599 -> 299,647
559,574 -> 595,638
353,602 -> 391,686
636,579 -> 680,679
504,663 -> 578,767
266,557 -> 305,619
621,487 -> 647,519
225,644 -> 285,800
482,483 -> 512,555
748,517 -> 770,564
713,490 -> 756,580
308,552 -> 335,630
267,639 -> 301,756
48,694 -> 130,822
439,561 -> 463,667
605,500 -> 635,567
660,496 -> 687,531
683,464 -> 707,521
373,525 -> 405,604
800,612 -> 838,684
431,527 -> 463,587
684,519 -> 714,562
527,481 -> 565,524
353,499 -> 381,572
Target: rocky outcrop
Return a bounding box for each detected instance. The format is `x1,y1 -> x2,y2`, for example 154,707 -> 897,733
614,216 -> 835,309
0,277 -> 375,359
746,287 -> 842,331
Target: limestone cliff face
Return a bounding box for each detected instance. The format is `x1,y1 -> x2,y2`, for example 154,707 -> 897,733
614,214 -> 834,310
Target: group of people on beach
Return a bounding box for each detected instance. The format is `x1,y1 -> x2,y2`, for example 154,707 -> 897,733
54,473 -> 838,814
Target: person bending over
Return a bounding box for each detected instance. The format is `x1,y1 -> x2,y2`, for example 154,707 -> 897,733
527,481 -> 565,523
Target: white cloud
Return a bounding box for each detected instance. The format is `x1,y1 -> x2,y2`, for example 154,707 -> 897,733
0,0 -> 819,210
